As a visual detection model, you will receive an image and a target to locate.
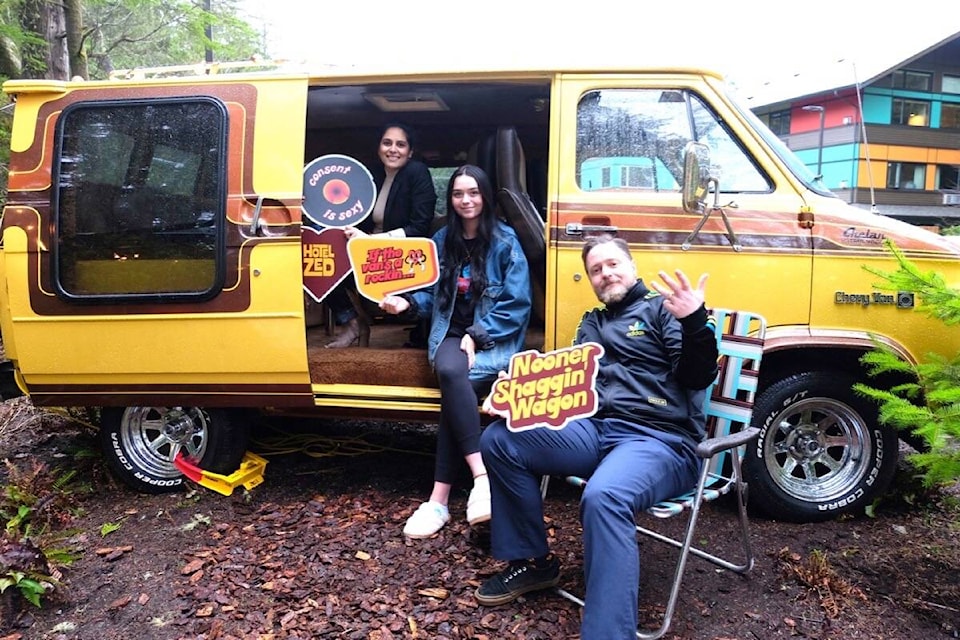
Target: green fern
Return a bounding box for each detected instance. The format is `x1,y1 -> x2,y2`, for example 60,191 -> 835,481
0,571 -> 47,607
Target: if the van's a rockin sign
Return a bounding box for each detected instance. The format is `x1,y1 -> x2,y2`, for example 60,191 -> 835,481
347,237 -> 440,302
834,291 -> 915,308
302,154 -> 376,228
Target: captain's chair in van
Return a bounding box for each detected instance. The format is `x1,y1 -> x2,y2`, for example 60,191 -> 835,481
493,126 -> 547,324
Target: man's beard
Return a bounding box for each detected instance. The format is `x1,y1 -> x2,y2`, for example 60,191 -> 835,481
597,282 -> 630,305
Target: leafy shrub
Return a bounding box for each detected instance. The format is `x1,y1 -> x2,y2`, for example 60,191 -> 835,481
854,240 -> 960,487
0,461 -> 79,609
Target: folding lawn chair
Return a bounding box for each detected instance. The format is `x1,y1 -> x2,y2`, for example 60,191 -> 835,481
552,308 -> 767,639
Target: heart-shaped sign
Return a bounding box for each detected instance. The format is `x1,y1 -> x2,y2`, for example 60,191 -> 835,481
301,226 -> 352,303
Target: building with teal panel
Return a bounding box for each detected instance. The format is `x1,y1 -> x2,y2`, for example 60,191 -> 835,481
747,31 -> 960,227
580,156 -> 679,191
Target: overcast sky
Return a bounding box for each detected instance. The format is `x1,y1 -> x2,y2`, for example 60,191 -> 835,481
237,0 -> 958,97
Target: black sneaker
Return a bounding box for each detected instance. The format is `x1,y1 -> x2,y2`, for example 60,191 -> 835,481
475,556 -> 561,606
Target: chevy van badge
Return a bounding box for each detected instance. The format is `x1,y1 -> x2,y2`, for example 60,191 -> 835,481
302,154 -> 376,228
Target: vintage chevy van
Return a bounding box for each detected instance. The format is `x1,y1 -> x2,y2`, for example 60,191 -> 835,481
2,62 -> 959,522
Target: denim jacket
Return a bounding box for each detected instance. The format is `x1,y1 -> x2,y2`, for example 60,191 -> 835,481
410,221 -> 532,382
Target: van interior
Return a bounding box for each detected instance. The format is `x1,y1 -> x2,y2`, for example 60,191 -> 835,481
301,79 -> 552,391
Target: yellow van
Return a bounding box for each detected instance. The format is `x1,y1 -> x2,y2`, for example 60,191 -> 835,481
2,62 -> 958,522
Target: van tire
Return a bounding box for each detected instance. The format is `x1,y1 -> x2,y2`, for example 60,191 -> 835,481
744,371 -> 898,522
99,406 -> 250,494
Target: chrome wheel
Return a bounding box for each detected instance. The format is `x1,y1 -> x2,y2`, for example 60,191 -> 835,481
117,407 -> 210,481
746,371 -> 898,522
763,397 -> 871,503
100,406 -> 249,494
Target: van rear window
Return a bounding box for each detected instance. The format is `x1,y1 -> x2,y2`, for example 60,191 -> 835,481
52,97 -> 227,301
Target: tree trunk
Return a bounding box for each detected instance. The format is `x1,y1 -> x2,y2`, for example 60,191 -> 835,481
46,0 -> 69,79
19,0 -> 69,79
64,0 -> 87,79
0,35 -> 22,78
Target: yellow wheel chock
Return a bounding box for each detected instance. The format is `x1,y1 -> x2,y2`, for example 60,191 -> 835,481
173,451 -> 268,496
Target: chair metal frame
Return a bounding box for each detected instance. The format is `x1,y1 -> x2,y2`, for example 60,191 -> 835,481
552,308 -> 767,639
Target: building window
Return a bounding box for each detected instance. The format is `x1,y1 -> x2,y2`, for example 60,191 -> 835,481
941,103 -> 960,129
891,70 -> 933,91
936,165 -> 960,190
621,165 -> 652,187
944,76 -> 960,94
892,98 -> 930,126
887,162 -> 926,189
767,110 -> 790,136
54,98 -> 227,301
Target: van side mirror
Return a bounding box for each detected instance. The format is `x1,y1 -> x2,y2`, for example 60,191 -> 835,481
682,142 -> 713,214
680,141 -> 742,252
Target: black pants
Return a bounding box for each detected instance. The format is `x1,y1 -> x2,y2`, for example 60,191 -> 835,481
434,336 -> 492,484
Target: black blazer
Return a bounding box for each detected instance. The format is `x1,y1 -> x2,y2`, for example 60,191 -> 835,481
360,159 -> 437,237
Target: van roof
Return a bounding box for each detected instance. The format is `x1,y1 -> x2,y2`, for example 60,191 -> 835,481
2,59 -> 725,93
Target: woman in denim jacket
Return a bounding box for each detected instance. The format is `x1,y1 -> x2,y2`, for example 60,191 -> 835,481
380,164 -> 532,538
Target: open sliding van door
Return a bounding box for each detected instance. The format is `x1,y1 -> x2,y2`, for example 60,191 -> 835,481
0,71 -> 315,491
0,73 -> 313,411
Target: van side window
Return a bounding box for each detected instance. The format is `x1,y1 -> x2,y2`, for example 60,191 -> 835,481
576,89 -> 769,193
53,98 -> 227,301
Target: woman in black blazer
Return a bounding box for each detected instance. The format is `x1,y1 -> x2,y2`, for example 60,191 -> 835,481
325,123 -> 438,348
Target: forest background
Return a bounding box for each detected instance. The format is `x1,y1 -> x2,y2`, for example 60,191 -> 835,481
0,0 -> 264,203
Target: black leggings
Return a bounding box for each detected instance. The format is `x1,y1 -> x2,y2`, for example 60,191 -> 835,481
434,336 -> 492,484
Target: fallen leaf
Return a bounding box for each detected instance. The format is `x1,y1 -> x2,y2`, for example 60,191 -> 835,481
417,588 -> 449,599
95,546 -> 133,556
480,612 -> 501,629
181,558 -> 205,574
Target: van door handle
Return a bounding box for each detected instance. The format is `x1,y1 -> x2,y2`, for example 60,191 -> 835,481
248,194 -> 298,236
250,195 -> 267,235
565,222 -> 619,236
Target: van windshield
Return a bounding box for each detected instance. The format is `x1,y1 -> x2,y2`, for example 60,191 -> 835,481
728,93 -> 838,199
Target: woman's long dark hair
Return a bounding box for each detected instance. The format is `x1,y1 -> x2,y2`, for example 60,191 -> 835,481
436,164 -> 497,311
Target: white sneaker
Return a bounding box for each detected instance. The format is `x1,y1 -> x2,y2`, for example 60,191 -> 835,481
466,475 -> 491,525
403,501 -> 450,538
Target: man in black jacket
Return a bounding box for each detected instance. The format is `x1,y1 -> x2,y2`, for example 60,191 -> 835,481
474,233 -> 718,640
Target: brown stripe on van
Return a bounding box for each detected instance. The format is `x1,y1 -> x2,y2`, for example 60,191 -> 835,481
24,382 -> 315,408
